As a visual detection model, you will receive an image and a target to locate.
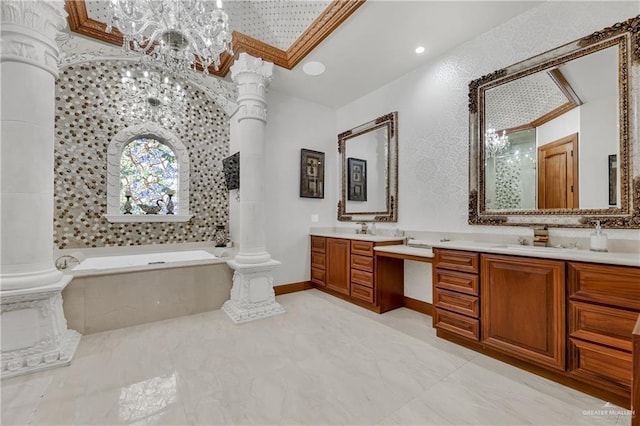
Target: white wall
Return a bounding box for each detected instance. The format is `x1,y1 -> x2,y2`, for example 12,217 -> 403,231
257,2 -> 639,290
331,2 -> 639,301
337,2 -> 638,235
264,90 -> 336,286
537,108 -> 580,148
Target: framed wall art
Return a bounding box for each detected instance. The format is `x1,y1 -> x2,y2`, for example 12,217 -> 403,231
347,157 -> 367,202
300,149 -> 324,198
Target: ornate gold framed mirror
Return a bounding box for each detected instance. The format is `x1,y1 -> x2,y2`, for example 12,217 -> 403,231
338,112 -> 398,222
469,16 -> 639,228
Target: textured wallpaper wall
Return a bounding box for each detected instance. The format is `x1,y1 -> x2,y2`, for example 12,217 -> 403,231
54,60 -> 230,249
336,2 -> 639,238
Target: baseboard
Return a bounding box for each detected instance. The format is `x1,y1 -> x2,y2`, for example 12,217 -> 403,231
274,281 -> 313,296
402,296 -> 432,316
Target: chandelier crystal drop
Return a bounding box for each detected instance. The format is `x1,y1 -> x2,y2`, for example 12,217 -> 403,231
485,127 -> 510,158
106,0 -> 233,74
116,66 -> 186,128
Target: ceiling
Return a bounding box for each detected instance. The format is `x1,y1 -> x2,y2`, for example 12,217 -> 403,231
63,0 -> 543,109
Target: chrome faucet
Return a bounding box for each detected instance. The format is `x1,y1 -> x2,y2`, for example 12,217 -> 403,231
356,222 -> 368,235
55,255 -> 79,271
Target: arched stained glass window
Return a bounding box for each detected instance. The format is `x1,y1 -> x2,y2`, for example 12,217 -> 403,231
105,122 -> 191,223
120,138 -> 178,215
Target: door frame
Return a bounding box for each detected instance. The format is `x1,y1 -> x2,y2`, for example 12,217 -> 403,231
537,133 -> 579,209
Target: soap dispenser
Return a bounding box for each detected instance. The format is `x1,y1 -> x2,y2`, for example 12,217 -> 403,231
589,221 -> 608,252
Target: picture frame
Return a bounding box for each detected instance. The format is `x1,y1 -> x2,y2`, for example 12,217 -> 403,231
609,154 -> 617,206
300,149 -> 324,198
347,157 -> 367,202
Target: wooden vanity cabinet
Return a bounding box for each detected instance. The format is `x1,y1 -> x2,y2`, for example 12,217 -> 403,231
433,249 -> 481,341
326,238 -> 351,295
310,236 -> 327,287
310,236 -> 402,312
568,262 -> 640,399
432,249 -> 638,408
481,254 -> 566,371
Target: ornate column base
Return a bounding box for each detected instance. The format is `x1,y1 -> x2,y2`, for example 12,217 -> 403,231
222,259 -> 285,324
1,277 -> 81,379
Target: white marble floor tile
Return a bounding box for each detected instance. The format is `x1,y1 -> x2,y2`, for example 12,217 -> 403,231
1,289 -> 627,426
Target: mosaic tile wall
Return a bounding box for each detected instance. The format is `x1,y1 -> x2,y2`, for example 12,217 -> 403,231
54,60 -> 230,249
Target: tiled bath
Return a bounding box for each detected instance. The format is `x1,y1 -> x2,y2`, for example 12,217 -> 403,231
63,263 -> 233,334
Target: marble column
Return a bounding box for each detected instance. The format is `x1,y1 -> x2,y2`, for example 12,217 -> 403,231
222,53 -> 285,323
1,0 -> 80,377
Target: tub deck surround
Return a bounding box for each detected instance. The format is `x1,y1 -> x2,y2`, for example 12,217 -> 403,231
69,250 -> 228,277
58,245 -> 235,334
63,262 -> 234,334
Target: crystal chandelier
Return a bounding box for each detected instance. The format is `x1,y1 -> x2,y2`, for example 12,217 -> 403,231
115,66 -> 186,128
106,0 -> 233,74
485,128 -> 510,158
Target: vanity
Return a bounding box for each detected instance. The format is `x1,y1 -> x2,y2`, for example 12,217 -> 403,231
430,241 -> 639,409
310,233 -> 404,313
315,15 -> 640,415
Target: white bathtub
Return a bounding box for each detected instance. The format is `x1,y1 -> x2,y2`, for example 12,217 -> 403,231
72,250 -> 218,272
63,249 -> 233,334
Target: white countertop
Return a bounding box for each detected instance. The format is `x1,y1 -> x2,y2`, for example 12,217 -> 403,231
374,244 -> 434,258
430,240 -> 640,267
309,231 -> 404,243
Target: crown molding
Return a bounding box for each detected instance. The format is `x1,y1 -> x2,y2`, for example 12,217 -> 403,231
286,0 -> 365,68
63,0 -> 365,77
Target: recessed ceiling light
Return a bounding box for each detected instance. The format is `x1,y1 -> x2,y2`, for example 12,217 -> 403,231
415,46 -> 425,54
302,61 -> 326,76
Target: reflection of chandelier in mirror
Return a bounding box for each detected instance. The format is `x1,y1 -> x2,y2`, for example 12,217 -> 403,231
117,67 -> 186,128
485,128 -> 510,158
106,0 -> 233,74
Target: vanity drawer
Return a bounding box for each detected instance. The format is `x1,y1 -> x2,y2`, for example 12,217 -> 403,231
351,254 -> 373,272
435,269 -> 479,296
568,262 -> 640,311
569,338 -> 632,394
434,308 -> 480,341
351,282 -> 374,303
351,268 -> 374,288
311,236 -> 326,253
311,252 -> 326,270
311,267 -> 326,287
569,301 -> 637,352
351,240 -> 374,257
434,249 -> 479,273
435,288 -> 479,318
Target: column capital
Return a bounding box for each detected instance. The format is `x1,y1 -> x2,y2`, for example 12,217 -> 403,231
230,52 -> 274,86
1,0 -> 67,77
230,53 -> 273,123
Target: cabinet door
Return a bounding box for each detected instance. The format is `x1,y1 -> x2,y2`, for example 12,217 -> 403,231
326,238 -> 350,295
481,254 -> 566,371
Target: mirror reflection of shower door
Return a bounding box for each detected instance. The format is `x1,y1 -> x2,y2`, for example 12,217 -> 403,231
537,133 -> 579,209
